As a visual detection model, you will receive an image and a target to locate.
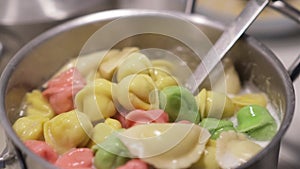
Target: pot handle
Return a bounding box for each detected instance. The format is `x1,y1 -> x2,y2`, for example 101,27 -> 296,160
288,54 -> 300,82
269,0 -> 300,24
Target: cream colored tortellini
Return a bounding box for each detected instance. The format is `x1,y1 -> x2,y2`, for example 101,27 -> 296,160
150,68 -> 178,90
191,140 -> 220,169
43,110 -> 93,154
116,52 -> 152,82
118,123 -> 211,169
13,116 -> 49,141
98,47 -> 139,80
24,90 -> 55,118
216,131 -> 262,169
114,74 -> 158,111
75,78 -> 116,122
195,88 -> 236,119
213,58 -> 241,94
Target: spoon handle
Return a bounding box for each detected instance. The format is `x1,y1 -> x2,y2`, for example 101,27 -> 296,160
187,0 -> 270,93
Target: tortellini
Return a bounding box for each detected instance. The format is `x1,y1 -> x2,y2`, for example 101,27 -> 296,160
75,78 -> 116,122
232,93 -> 268,109
88,118 -> 122,147
216,131 -> 262,169
24,90 -> 55,118
43,67 -> 86,114
191,140 -> 220,169
119,123 -> 210,169
43,110 -> 93,154
116,52 -> 152,82
97,47 -> 139,81
200,118 -> 235,140
114,74 -> 158,111
55,148 -> 93,169
24,140 -> 58,164
236,105 -> 277,141
159,86 -> 200,123
93,133 -> 131,169
195,88 -> 236,119
150,68 -> 178,90
13,116 -> 49,141
213,58 -> 241,94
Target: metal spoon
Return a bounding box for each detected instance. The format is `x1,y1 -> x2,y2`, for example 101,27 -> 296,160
0,41 -> 3,56
186,0 -> 270,93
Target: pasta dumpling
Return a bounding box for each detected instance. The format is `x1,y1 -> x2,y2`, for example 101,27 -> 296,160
13,116 -> 49,141
43,110 -> 93,154
25,90 -> 55,119
75,78 -> 116,122
114,74 -> 158,111
116,52 -> 152,82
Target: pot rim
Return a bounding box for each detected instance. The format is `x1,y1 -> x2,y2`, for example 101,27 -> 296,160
0,9 -> 295,169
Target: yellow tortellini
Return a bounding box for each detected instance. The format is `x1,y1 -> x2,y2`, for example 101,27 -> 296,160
43,110 -> 93,154
195,88 -> 236,119
13,116 -> 49,141
114,74 -> 158,111
232,93 -> 268,109
191,140 -> 220,169
88,118 -> 122,147
116,52 -> 152,82
98,47 -> 139,80
75,78 -> 116,122
150,68 -> 178,90
24,90 -> 55,118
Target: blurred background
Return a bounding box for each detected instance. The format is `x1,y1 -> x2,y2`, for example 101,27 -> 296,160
0,0 -> 299,168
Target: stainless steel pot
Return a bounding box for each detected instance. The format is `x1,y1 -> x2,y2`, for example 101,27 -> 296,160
0,9 -> 299,169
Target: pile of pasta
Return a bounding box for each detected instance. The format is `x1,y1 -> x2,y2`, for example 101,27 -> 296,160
13,47 -> 278,169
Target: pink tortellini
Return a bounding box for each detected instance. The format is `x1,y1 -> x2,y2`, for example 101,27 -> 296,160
75,78 -> 116,122
43,110 -> 93,154
43,68 -> 86,114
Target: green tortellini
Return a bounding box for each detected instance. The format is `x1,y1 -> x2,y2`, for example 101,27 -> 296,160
236,105 -> 277,141
199,118 -> 235,140
25,90 -> 55,118
159,86 -> 200,123
195,88 -> 236,119
44,110 -> 93,154
114,74 -> 158,111
75,78 -> 116,122
93,133 -> 131,169
13,116 -> 49,141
